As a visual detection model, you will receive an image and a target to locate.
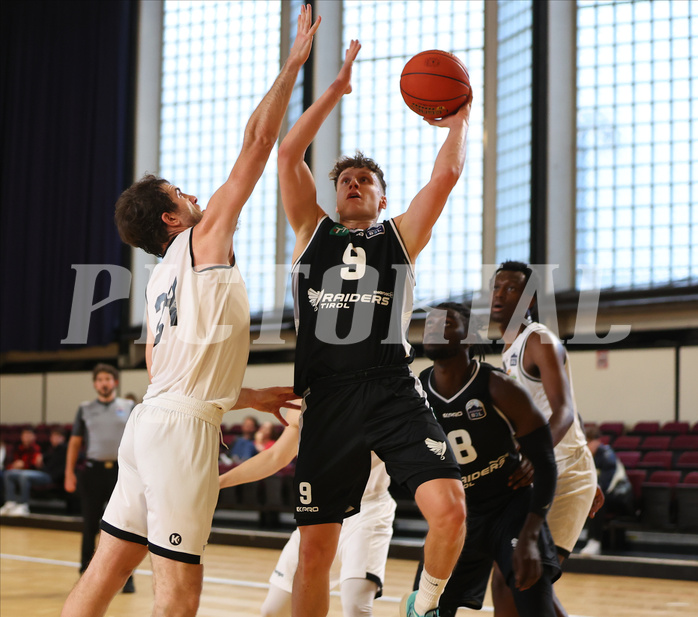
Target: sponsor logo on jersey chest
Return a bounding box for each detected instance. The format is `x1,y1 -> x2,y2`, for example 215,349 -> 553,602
466,399 -> 487,420
329,224 -> 349,236
307,288 -> 392,310
366,224 -> 385,238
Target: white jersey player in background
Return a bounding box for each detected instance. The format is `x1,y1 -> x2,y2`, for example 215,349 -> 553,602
489,260 -> 600,617
220,410 -> 396,617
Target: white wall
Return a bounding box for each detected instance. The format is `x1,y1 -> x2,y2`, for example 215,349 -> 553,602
1,347 -> 696,428
0,374 -> 43,425
570,348 -> 677,425
45,372 -> 96,424
679,346 -> 698,424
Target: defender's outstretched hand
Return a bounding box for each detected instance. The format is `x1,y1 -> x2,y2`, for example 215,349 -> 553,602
233,387 -> 301,426
288,4 -> 321,68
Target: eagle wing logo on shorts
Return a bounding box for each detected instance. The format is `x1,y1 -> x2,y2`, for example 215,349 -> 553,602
425,437 -> 447,460
308,288 -> 324,311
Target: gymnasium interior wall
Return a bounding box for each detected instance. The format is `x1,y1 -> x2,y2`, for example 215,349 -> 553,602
1,348 -> 696,427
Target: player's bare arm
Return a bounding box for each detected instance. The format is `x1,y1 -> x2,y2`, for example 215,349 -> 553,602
523,331 -> 575,445
489,370 -> 555,590
219,410 -> 301,489
278,39 -> 361,262
192,4 -> 320,267
231,387 -> 301,426
64,435 -> 83,493
488,370 -> 547,437
393,95 -> 472,261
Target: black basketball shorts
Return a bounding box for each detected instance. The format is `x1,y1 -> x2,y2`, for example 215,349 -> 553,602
294,365 -> 461,526
438,487 -> 561,617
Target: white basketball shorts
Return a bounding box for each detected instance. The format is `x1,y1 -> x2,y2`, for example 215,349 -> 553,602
270,491 -> 396,596
547,445 -> 597,555
102,392 -> 222,564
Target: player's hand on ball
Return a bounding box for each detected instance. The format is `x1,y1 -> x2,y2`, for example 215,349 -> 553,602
423,93 -> 472,128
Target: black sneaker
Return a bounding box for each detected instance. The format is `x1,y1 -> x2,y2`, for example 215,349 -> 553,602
122,575 -> 136,593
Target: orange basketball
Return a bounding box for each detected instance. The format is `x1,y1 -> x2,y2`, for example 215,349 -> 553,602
400,50 -> 470,118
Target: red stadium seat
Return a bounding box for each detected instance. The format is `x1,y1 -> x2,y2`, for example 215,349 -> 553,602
660,421 -> 690,436
637,450 -> 673,470
613,436 -> 641,451
681,471 -> 698,484
599,422 -> 625,438
669,434 -> 698,451
617,450 -> 641,469
625,469 -> 647,504
675,452 -> 698,472
646,470 -> 682,487
639,435 -> 671,451
691,422 -> 698,435
629,421 -> 659,436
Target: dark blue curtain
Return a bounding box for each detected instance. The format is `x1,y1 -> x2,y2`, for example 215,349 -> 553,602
0,0 -> 135,352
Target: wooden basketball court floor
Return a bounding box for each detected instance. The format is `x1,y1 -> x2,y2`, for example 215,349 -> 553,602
1,526 -> 696,617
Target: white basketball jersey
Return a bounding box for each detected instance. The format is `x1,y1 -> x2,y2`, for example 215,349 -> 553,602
144,228 -> 250,413
502,322 -> 587,462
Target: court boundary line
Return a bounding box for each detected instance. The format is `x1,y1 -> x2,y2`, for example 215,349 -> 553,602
3,552 -> 613,616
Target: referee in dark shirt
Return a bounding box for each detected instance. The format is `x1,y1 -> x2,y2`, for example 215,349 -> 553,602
65,364 -> 135,590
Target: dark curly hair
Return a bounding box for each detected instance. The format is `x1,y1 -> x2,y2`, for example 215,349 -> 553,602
92,362 -> 119,381
435,301 -> 485,359
496,260 -> 534,285
329,151 -> 387,194
114,174 -> 177,257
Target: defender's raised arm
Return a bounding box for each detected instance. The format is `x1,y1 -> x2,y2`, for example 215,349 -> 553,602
194,5 -> 321,266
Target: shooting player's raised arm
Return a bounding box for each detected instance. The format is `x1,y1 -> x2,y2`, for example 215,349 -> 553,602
394,96 -> 472,261
278,40 -> 361,262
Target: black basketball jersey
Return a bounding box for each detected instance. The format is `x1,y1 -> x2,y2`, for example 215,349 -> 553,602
420,361 -> 522,510
292,216 -> 415,395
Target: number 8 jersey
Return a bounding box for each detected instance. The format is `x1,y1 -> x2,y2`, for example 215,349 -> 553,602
419,360 -> 522,511
292,216 -> 415,395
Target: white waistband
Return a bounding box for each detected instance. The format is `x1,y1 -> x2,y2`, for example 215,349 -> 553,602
141,392 -> 224,426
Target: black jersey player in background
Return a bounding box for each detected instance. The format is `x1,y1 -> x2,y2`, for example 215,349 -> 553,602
417,302 -> 560,617
278,40 -> 473,617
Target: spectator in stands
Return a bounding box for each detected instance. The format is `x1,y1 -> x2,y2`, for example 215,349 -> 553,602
64,363 -> 136,592
255,421 -> 278,452
42,428 -> 68,488
228,415 -> 259,463
219,411 -> 396,617
1,428 -> 47,516
581,425 -> 635,556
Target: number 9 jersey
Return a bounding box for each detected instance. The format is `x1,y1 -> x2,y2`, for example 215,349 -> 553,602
292,216 -> 415,396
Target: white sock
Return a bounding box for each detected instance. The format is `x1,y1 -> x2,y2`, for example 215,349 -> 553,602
260,583 -> 292,617
414,569 -> 448,615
